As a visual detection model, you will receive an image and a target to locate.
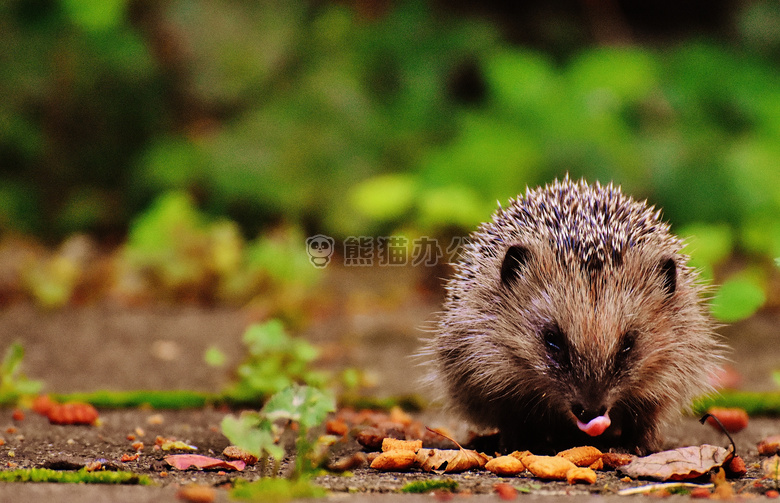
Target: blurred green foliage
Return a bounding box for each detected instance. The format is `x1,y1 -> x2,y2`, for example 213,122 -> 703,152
1,0 -> 779,319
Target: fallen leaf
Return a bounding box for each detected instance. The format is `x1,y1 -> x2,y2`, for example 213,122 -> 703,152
161,440 -> 197,451
758,436 -> 780,456
705,407 -> 748,433
763,455 -> 780,484
619,445 -> 732,481
415,448 -> 489,473
165,454 -> 245,471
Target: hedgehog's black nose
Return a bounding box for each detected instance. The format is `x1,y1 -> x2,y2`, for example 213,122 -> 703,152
572,403 -> 607,423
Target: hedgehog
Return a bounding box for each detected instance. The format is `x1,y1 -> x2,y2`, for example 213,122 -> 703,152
428,177 -> 724,454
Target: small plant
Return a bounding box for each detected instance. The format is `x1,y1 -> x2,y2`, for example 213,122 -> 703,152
221,384 -> 336,479
0,342 -> 43,405
225,320 -> 329,403
401,479 -> 459,494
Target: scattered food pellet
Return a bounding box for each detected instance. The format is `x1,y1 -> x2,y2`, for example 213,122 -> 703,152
135,427 -> 146,437
7,451 -> 14,457
557,446 -> 602,467
126,434 -> 136,441
223,445 -> 258,466
120,453 -> 139,462
706,407 -> 749,433
485,456 -> 525,476
766,490 -> 779,499
132,441 -> 144,452
565,467 -> 597,485
758,436 -> 780,456
689,487 -> 711,498
381,438 -> 421,453
147,414 -> 164,425
494,483 -> 518,500
176,483 -> 216,502
66,439 -> 75,445
6,427 -> 17,434
11,409 -> 24,422
370,450 -> 417,471
524,455 -> 577,480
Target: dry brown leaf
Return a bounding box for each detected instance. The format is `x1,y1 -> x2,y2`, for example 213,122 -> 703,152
485,456 -> 525,476
370,450 -> 417,471
619,444 -> 732,481
382,438 -> 421,453
557,446 -> 602,467
415,448 -> 489,473
763,455 -> 780,483
176,484 -> 215,503
566,467 -> 597,484
524,455 -> 577,480
759,436 -> 780,456
602,452 -> 635,470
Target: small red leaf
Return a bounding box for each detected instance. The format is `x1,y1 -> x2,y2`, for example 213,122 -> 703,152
165,454 -> 245,471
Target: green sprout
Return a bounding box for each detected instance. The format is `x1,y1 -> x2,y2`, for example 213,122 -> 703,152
221,384 -> 336,479
0,342 -> 43,405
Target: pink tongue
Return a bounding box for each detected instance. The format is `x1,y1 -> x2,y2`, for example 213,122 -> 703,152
576,414 -> 611,437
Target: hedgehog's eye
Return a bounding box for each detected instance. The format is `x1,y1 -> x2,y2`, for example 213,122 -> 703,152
618,330 -> 637,356
542,325 -> 566,357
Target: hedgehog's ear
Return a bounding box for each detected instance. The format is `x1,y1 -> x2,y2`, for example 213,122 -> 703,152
500,245 -> 532,287
658,257 -> 676,297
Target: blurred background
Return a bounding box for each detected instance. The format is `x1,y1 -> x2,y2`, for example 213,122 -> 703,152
0,0 -> 779,394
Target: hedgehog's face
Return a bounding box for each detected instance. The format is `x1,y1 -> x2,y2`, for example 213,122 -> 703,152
496,240 -> 701,441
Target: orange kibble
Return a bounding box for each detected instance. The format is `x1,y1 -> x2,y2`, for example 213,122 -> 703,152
126,434 -> 136,441
5,427 -> 17,434
381,438 -> 422,453
557,446 -> 602,467
325,418 -> 349,436
706,407 -> 749,433
494,482 -> 518,500
766,490 -> 779,499
131,441 -> 144,452
47,402 -> 99,425
565,467 -> 597,484
369,450 -> 417,471
32,395 -> 55,415
485,456 -> 525,476
11,409 -> 24,422
524,455 -> 577,480
120,453 -> 139,462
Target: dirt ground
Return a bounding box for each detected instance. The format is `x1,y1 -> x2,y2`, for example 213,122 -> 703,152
0,265 -> 778,502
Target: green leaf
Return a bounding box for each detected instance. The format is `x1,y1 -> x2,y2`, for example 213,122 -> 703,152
262,385 -> 335,430
204,346 -> 227,368
710,277 -> 766,322
349,174 -> 417,222
220,412 -> 284,460
61,0 -> 128,32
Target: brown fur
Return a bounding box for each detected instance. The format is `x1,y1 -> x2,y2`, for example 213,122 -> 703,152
427,177 -> 724,454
